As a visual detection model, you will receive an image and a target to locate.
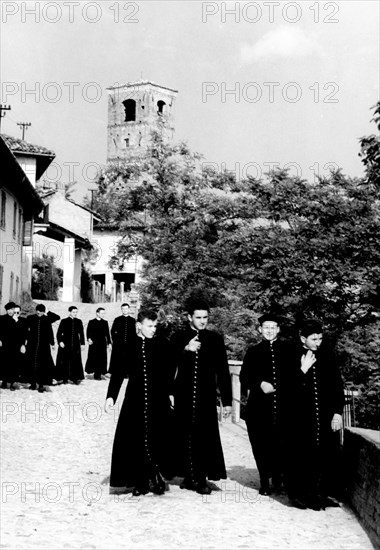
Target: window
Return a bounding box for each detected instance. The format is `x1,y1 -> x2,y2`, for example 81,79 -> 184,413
123,99 -> 136,122
10,272 -> 14,300
23,220 -> 32,246
13,201 -> 17,239
18,208 -> 22,243
0,265 -> 3,303
157,100 -> 166,115
0,191 -> 6,229
15,276 -> 20,302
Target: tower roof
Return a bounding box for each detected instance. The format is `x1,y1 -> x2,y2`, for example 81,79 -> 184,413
107,79 -> 178,94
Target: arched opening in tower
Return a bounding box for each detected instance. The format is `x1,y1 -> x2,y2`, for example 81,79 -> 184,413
157,100 -> 166,115
123,99 -> 136,122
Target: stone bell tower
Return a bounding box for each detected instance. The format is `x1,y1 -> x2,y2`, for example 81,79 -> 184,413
106,80 -> 178,163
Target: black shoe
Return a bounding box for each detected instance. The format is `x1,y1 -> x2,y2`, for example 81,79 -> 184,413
318,495 -> 340,508
151,473 -> 167,495
304,495 -> 322,511
10,384 -> 16,391
132,485 -> 149,496
38,386 -> 46,393
259,478 -> 271,496
289,496 -> 308,510
195,482 -> 212,495
1,382 -> 7,389
180,478 -> 197,491
30,383 -> 37,390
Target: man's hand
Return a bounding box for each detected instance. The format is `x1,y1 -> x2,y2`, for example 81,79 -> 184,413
104,397 -> 114,414
331,413 -> 343,431
169,395 -> 174,409
185,335 -> 201,353
260,381 -> 275,394
59,342 -> 65,348
301,350 -> 316,374
223,406 -> 232,419
88,339 -> 93,345
20,345 -> 26,354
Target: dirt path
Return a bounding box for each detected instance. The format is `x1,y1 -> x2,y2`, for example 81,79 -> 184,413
0,379 -> 374,550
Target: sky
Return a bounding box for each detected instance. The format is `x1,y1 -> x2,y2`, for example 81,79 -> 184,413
1,0 -> 379,202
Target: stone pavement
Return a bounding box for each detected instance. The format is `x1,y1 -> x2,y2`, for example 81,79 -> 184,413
0,379 -> 374,550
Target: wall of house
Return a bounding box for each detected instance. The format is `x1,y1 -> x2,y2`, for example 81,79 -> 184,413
47,193 -> 92,240
90,229 -> 143,295
0,188 -> 24,308
16,156 -> 37,187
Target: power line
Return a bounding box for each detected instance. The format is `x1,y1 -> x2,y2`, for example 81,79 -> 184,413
17,122 -> 32,140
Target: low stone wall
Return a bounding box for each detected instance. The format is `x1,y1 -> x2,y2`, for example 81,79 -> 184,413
343,427 -> 380,550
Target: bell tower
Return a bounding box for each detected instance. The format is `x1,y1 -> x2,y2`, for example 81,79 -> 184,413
106,80 -> 178,163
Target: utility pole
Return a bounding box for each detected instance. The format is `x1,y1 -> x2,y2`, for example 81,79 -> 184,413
0,105 -> 11,132
17,122 -> 31,140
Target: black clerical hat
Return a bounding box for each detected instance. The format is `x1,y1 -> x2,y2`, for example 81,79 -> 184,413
4,301 -> 16,311
258,313 -> 282,325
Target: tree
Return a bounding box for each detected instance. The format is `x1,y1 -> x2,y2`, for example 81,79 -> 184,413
91,133 -> 380,344
32,254 -> 63,300
90,106 -> 380,427
358,101 -> 380,190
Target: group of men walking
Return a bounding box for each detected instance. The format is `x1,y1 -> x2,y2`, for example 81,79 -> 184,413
0,298 -> 345,512
240,313 -> 344,511
103,300 -> 345,513
0,301 -> 135,391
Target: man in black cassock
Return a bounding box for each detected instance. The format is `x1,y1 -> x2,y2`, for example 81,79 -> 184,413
240,313 -> 290,496
285,319 -> 345,510
108,303 -> 137,374
85,307 -> 111,380
12,305 -> 28,385
104,309 -> 174,496
56,306 -> 85,384
170,299 -> 232,495
25,303 -> 56,392
0,301 -> 24,390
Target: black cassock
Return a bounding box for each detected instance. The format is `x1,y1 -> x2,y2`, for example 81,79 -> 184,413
107,336 -> 174,489
25,314 -> 55,385
14,317 -> 29,382
85,319 -> 111,377
285,343 -> 345,499
171,327 -> 232,482
56,317 -> 85,382
240,339 -> 290,484
0,314 -> 26,384
109,315 -> 137,375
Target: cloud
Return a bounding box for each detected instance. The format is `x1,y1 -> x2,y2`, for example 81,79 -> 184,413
241,27 -> 323,63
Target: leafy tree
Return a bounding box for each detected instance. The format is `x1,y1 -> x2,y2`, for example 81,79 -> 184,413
358,101 -> 380,190
32,254 -> 63,300
90,105 -> 380,428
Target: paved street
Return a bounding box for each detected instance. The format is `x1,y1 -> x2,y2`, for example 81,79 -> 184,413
0,379 -> 374,550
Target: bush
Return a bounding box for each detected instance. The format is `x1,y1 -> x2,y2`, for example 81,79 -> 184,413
336,320 -> 380,429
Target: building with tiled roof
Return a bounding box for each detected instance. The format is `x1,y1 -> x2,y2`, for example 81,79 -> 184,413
0,135 -> 46,307
2,134 -> 55,184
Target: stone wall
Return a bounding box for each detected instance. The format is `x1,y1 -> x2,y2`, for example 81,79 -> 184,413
343,427 -> 380,550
